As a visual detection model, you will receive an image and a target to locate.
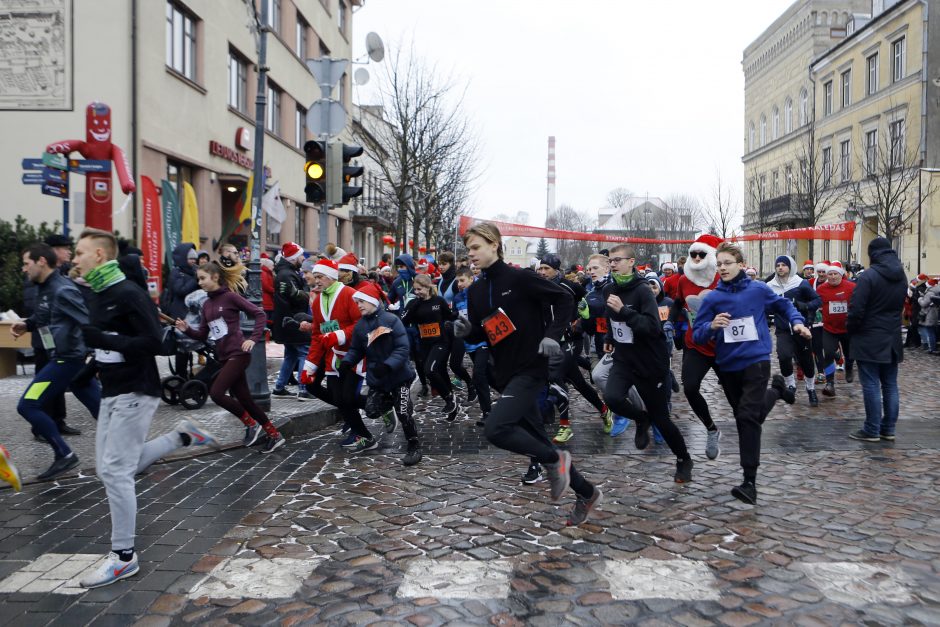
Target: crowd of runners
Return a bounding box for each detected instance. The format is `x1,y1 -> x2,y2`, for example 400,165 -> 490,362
1,222 -> 915,588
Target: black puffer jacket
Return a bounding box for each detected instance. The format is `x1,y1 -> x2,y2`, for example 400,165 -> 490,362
166,243 -> 197,319
847,246 -> 907,364
271,258 -> 311,345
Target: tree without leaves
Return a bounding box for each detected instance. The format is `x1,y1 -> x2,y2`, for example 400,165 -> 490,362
606,187 -> 633,209
545,204 -> 600,269
701,169 -> 740,239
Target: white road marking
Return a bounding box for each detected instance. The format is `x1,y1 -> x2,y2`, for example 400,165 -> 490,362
798,561 -> 914,607
601,558 -> 721,601
396,558 -> 513,600
187,557 -> 325,600
0,553 -> 105,595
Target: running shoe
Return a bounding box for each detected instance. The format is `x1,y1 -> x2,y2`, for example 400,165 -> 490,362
544,451 -> 571,502
674,457 -> 694,483
178,419 -> 218,448
848,429 -> 880,442
566,487 -> 602,527
243,424 -> 263,447
418,384 -> 430,398
552,425 -> 574,444
653,426 -> 665,444
340,434 -> 360,448
260,434 -> 286,454
383,410 -> 396,434
271,387 -> 292,397
79,552 -> 140,589
822,382 -> 836,397
879,432 -> 896,441
402,442 -> 422,466
635,423 -> 650,450
466,385 -> 478,403
845,368 -> 855,383
296,390 -> 316,401
37,454 -> 79,481
600,406 -> 614,434
610,416 -> 630,437
0,445 -> 22,492
352,436 -> 379,453
731,481 -> 757,505
771,375 -> 795,405
705,429 -> 721,460
451,377 -> 464,389
443,396 -> 459,422
475,411 -> 488,428
522,463 -> 543,484
815,372 -> 826,384
808,389 -> 819,407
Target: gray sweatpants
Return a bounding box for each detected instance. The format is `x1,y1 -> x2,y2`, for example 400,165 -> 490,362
96,393 -> 180,549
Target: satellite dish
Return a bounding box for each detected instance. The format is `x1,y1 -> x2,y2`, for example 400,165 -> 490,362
354,67 -> 370,86
933,76 -> 940,87
365,32 -> 385,62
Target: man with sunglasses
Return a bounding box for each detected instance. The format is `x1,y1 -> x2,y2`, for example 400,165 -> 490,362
668,235 -> 725,460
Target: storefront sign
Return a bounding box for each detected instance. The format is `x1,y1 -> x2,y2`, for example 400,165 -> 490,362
209,140 -> 253,170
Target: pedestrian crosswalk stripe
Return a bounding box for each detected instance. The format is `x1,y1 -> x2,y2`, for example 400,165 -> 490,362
0,553 -> 104,595
396,558 -> 513,600
601,558 -> 721,601
797,562 -> 914,608
187,557 -> 326,600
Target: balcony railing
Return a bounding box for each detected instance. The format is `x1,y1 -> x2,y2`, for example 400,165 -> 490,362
350,202 -> 397,229
759,193 -> 809,224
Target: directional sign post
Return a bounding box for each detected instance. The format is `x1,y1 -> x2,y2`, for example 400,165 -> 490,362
68,159 -> 111,174
22,172 -> 43,185
22,154 -> 71,236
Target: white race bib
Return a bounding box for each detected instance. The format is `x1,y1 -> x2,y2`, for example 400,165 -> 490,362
723,316 -> 758,343
95,348 -> 125,364
829,301 -> 848,314
208,318 -> 228,341
38,326 -> 55,351
610,320 -> 634,344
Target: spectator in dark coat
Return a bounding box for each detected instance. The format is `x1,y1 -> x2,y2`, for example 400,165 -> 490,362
166,243 -> 198,319
271,242 -> 311,394
846,237 -> 908,442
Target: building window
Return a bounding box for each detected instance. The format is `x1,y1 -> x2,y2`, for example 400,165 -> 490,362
772,106 -> 779,141
822,146 -> 832,187
799,89 -> 808,126
840,139 -> 851,182
228,51 -> 247,113
892,37 -> 905,82
772,170 -> 779,196
867,53 -> 878,95
759,174 -> 767,200
759,115 -> 766,146
265,202 -> 281,247
319,40 -> 331,57
295,105 -> 306,149
338,1 -> 347,34
266,83 -> 281,135
296,16 -> 308,58
748,123 -> 755,152
785,165 -> 793,193
166,161 -> 193,204
800,158 -> 809,188
338,73 -> 347,107
166,2 -> 197,81
841,70 -> 851,108
890,119 -> 905,168
866,129 -> 878,176
784,98 -> 793,134
295,204 -> 305,246
823,81 -> 833,116
265,0 -> 280,34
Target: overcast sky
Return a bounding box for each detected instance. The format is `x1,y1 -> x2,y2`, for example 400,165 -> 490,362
351,0 -> 796,228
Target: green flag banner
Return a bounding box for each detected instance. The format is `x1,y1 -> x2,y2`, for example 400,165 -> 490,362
161,180 -> 182,266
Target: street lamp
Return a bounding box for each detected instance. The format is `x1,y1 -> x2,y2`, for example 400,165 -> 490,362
843,204 -> 859,267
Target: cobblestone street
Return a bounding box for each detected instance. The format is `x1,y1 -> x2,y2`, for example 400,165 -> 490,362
0,349 -> 938,625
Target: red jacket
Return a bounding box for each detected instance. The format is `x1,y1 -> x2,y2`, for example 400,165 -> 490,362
816,279 -> 856,334
663,273 -> 681,300
261,265 -> 274,311
305,283 -> 362,376
674,273 -> 720,357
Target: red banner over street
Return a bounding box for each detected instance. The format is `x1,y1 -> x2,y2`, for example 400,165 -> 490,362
140,176 -> 162,299
458,216 -> 855,244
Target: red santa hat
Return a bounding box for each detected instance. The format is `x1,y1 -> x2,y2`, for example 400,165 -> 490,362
689,234 -> 722,255
351,281 -> 384,308
311,258 -> 339,280
802,259 -> 814,270
815,260 -> 830,273
662,262 -> 677,272
827,261 -> 845,276
281,241 -> 304,262
338,252 -> 359,272
929,277 -> 940,286
745,267 -> 758,275
915,273 -> 929,283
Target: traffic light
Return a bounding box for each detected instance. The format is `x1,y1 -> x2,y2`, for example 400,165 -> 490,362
341,143 -> 364,205
304,140 -> 326,203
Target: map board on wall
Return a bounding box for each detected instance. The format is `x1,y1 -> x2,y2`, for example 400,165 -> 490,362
0,0 -> 73,110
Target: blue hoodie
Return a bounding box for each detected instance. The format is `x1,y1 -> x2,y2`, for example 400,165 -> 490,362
692,272 -> 805,372
388,253 -> 416,312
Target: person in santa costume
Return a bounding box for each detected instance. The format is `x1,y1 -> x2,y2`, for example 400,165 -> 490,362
668,234 -> 724,461
661,261 -> 681,300
300,259 -> 376,452
816,261 -> 857,396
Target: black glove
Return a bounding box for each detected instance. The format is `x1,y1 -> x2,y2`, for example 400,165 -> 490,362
444,320 -> 454,334
371,362 -> 390,379
292,312 -> 313,323
278,281 -> 296,297
282,317 -> 299,330
338,360 -> 354,376
81,324 -> 107,349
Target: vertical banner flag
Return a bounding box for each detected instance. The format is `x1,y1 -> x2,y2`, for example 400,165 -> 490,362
262,181 -> 286,234
181,181 -> 200,246
233,175 -> 254,235
140,176 -> 163,298
161,180 -> 182,266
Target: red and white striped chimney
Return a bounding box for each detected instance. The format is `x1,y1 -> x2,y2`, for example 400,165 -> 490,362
547,136 -> 556,216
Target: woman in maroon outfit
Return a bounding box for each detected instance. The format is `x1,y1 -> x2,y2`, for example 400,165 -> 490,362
175,262 -> 285,453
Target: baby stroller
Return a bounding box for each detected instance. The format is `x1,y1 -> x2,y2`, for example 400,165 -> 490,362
160,290 -> 224,410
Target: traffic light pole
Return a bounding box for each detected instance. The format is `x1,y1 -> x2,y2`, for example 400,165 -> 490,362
319,133 -> 329,252
244,0 -> 271,408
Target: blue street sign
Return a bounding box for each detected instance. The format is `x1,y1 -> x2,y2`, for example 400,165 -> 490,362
41,182 -> 68,198
22,173 -> 43,185
68,159 -> 111,174
43,167 -> 68,182
22,158 -> 44,170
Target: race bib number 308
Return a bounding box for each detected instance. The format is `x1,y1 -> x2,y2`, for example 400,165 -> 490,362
723,316 -> 758,343
482,308 -> 516,346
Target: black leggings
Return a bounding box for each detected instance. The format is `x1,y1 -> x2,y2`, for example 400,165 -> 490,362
717,360 -> 779,482
822,331 -> 853,373
469,347 -> 493,413
210,354 -> 271,426
485,374 -> 593,499
776,332 -> 816,378
328,373 -> 371,439
447,338 -> 473,387
418,341 -> 452,397
681,348 -> 720,430
603,360 -> 689,461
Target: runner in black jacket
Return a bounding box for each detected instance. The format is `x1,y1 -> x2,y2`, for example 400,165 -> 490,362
601,244 -> 693,483
454,223 -> 601,526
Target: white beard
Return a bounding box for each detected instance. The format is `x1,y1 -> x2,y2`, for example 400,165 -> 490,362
684,251 -> 717,288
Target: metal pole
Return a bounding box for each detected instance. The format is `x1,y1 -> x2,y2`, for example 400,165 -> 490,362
245,0 -> 270,408
918,166 -> 922,274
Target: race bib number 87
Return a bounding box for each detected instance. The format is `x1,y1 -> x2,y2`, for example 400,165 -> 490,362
723,316 -> 758,343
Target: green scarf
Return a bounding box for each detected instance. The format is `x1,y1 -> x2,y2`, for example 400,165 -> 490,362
85,260 -> 126,293
322,280 -> 341,312
611,271 -> 636,286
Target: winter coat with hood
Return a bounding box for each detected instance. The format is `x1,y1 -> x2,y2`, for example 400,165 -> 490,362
166,243 -> 198,319
766,255 -> 820,333
847,241 -> 907,363
342,303 -> 415,390
918,283 -> 940,327
388,254 -> 417,312
271,257 -> 311,345
601,270 -> 669,379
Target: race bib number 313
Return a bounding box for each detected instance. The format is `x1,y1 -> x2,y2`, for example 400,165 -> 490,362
482,308 -> 516,346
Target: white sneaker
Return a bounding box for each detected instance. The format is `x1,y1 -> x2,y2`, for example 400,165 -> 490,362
80,552 -> 140,588
177,419 -> 218,448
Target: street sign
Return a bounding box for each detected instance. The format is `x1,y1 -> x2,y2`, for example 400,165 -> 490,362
42,152 -> 68,170
22,173 -> 43,185
42,182 -> 68,198
22,158 -> 44,170
43,167 -> 67,182
68,159 -> 111,174
306,99 -> 346,136
306,58 -> 348,98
